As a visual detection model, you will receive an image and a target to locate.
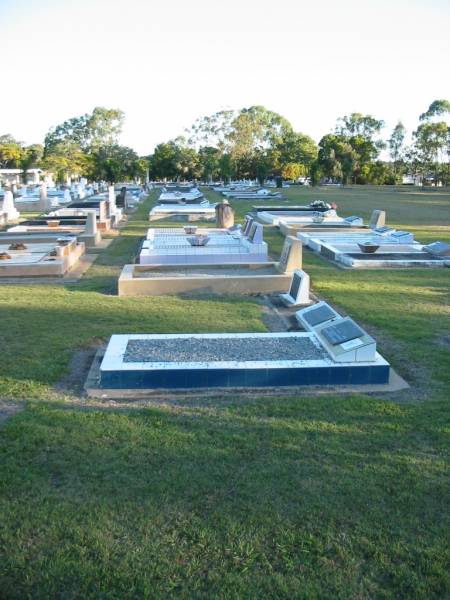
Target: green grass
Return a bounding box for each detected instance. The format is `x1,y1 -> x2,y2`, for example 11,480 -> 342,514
0,187 -> 449,598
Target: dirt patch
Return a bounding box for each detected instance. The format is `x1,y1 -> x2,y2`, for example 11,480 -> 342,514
54,348 -> 100,395
434,334 -> 450,350
0,401 -> 23,424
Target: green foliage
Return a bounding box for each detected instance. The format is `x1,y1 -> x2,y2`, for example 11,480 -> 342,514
88,144 -> 145,183
0,134 -> 24,168
419,99 -> 450,121
44,107 -> 125,152
149,139 -> 201,181
281,162 -> 306,180
41,142 -> 88,183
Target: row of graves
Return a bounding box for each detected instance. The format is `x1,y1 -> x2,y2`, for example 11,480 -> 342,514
214,183 -> 285,201
0,184 -> 143,278
254,203 -> 450,268
149,184 -> 216,222
91,201 -> 396,395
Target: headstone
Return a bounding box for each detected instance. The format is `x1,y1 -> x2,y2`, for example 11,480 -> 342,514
278,236 -> 302,273
247,222 -> 264,244
21,186 -> 28,197
215,200 -> 235,228
1,190 -> 20,221
39,183 -> 48,211
84,210 -> 97,235
369,209 -> 386,229
280,269 -> 310,306
108,185 -> 117,215
243,215 -> 254,236
77,183 -> 85,200
63,189 -> 71,203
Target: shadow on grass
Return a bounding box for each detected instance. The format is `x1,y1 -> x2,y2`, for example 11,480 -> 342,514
0,397 -> 448,598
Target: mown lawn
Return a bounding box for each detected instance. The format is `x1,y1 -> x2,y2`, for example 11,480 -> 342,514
0,187 -> 449,599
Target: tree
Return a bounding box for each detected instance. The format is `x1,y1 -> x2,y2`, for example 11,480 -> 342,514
418,99 -> 450,185
89,145 -> 144,183
187,105 -> 296,181
44,107 -> 124,152
277,131 -> 317,175
41,142 -> 89,183
419,99 -> 450,121
198,146 -> 221,182
149,142 -> 180,180
317,134 -> 357,184
335,113 -> 385,183
388,121 -> 406,180
0,134 -> 24,168
414,121 -> 448,186
20,144 -> 44,180
281,162 -> 307,181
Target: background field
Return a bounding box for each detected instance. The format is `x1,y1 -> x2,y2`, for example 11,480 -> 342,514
0,186 -> 449,598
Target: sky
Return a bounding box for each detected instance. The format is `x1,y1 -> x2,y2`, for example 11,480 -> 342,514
0,0 -> 449,155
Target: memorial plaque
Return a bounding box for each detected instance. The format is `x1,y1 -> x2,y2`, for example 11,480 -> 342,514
303,304 -> 336,327
374,226 -> 392,234
248,222 -> 257,242
289,272 -> 302,300
278,238 -> 292,271
243,216 -> 254,236
321,320 -> 365,346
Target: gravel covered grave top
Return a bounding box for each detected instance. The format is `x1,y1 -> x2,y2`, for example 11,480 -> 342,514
124,336 -> 327,363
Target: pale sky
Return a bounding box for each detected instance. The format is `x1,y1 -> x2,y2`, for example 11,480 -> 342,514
1,0 -> 449,155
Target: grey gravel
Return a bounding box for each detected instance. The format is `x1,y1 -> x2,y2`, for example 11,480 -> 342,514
124,337 -> 326,363
135,265 -> 277,278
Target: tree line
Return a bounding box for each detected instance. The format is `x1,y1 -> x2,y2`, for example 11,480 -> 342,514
0,100 -> 448,185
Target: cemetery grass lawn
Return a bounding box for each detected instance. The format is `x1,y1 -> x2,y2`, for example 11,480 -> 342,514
0,188 -> 449,598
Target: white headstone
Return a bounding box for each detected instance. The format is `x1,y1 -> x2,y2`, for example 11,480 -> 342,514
39,183 -> 48,211
280,269 -> 311,306
85,210 -> 97,235
108,185 -> 117,214
63,189 -> 71,203
1,190 -> 20,221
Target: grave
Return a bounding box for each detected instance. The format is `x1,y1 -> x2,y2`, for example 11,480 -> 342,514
118,236 -> 302,296
0,236 -> 85,277
149,202 -> 216,222
278,209 -> 384,237
279,269 -> 311,306
8,213 -> 102,247
304,236 -> 449,269
139,223 -> 268,265
97,330 -> 390,390
257,208 -> 350,227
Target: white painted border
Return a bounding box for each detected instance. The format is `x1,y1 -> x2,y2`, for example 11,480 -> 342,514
100,332 -> 389,372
